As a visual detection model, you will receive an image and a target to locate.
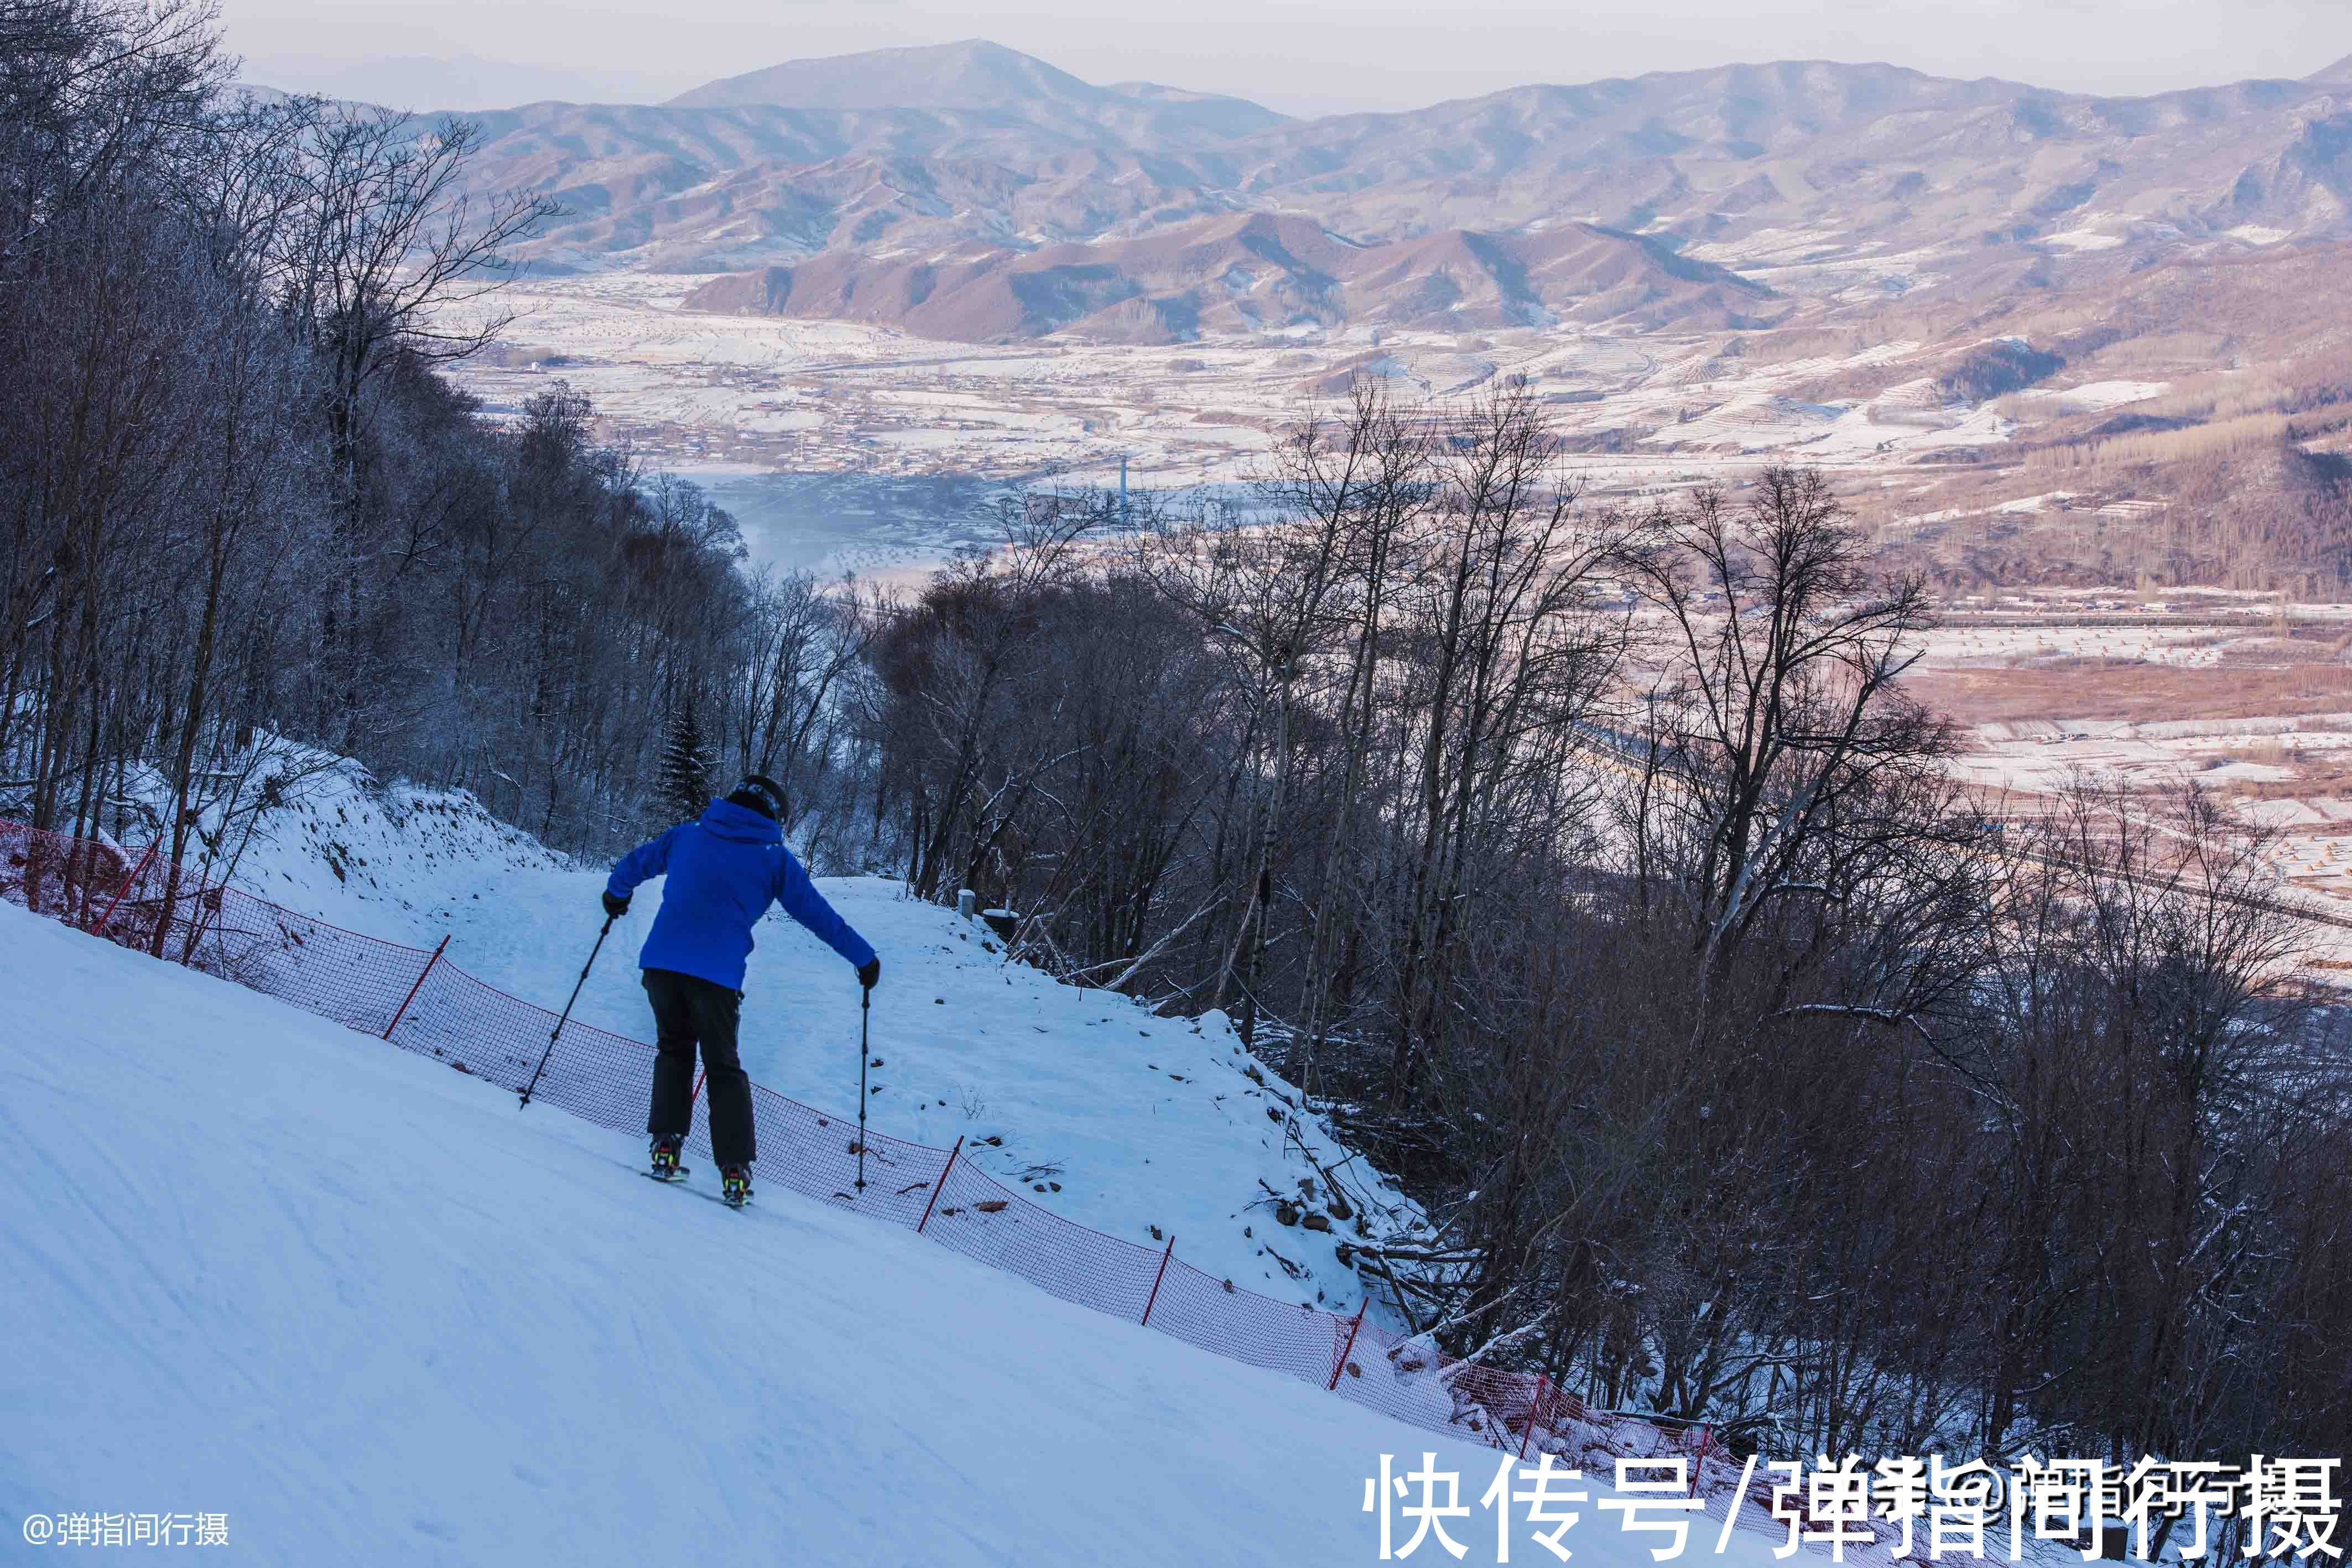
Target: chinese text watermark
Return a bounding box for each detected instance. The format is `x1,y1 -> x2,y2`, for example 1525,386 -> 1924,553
19,1513 -> 228,1547
1364,1455 -> 2343,1563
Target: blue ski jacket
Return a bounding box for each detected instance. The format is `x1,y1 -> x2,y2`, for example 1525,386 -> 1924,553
606,799 -> 875,991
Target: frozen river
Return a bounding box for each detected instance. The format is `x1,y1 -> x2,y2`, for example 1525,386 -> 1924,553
688,470 -> 1014,584
689,468 -> 1239,585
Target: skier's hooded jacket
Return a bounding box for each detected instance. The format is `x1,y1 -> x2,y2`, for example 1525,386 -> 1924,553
606,798 -> 875,991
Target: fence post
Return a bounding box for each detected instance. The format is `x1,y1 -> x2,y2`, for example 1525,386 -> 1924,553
1140,1236 -> 1175,1327
1329,1296 -> 1370,1392
382,935 -> 449,1040
1688,1425 -> 1711,1497
89,841 -> 158,939
1521,1372 -> 1552,1460
915,1136 -> 962,1234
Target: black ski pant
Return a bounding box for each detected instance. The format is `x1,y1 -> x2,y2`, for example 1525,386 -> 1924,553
643,967 -> 756,1168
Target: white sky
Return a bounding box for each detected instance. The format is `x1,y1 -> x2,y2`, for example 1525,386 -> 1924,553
224,0 -> 2352,117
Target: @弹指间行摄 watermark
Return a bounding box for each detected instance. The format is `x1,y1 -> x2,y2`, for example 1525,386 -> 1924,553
1362,1453 -> 2344,1563
19,1512 -> 229,1547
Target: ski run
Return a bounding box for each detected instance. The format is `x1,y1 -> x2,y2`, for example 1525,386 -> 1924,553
6,772 -> 1885,1565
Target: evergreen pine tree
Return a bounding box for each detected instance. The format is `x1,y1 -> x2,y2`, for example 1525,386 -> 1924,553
656,700 -> 714,824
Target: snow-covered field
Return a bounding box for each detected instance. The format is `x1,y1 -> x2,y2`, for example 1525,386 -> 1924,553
439,273 -> 2038,579
1921,623 -> 2231,669
1896,594 -> 2352,956
2013,379 -> 2168,414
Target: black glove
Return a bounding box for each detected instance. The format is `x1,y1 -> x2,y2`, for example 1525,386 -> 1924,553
857,958 -> 881,991
601,890 -> 631,919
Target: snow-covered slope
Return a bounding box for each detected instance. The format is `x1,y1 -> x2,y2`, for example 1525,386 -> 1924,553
220,758 -> 574,926
217,768 -> 1423,1322
0,899 -> 1468,1564
0,899 -> 1821,1567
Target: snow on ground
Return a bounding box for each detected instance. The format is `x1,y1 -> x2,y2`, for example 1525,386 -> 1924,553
1644,388 -> 2013,461
2,900 -> 1491,1566
2038,227 -> 2128,252
1951,735 -> 2200,793
221,768 -> 1425,1324
223,760 -> 575,929
1917,623 -> 2229,668
1947,709 -> 2352,796
1,893 -> 1923,1566
1642,392 -> 1844,452
2015,380 -> 2169,413
1994,491 -> 2075,514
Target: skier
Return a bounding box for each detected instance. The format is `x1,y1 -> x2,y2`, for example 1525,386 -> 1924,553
602,773 -> 880,1207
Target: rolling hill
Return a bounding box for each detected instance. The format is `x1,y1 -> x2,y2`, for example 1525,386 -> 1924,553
675,209 -> 1781,341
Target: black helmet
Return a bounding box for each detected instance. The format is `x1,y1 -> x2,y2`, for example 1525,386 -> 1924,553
728,773 -> 789,824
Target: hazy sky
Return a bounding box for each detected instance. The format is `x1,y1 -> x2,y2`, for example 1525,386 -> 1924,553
224,0 -> 2352,117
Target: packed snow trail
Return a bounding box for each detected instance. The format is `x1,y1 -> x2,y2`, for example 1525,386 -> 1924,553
4,899 -> 1521,1566
227,770 -> 1428,1317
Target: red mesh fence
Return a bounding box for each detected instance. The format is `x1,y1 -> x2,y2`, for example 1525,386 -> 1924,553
0,814 -> 1747,1476
923,1151 -> 1170,1318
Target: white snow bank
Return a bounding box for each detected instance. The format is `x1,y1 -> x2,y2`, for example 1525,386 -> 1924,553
219,758 -> 574,928
2015,380 -> 2169,414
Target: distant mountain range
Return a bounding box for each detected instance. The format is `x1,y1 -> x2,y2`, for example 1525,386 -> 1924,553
339,39 -> 2352,343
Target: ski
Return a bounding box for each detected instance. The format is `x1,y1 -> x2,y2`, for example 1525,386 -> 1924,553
647,1134 -> 687,1184
631,1159 -> 758,1212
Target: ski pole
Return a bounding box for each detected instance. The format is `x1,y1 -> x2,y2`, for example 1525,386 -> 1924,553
522,915 -> 612,1109
855,986 -> 870,1192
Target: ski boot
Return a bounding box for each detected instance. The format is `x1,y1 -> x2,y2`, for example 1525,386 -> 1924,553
648,1134 -> 687,1182
720,1163 -> 753,1208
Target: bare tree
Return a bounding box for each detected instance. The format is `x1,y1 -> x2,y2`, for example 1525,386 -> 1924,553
0,0 -> 223,274
876,489 -> 1104,902
1136,407 -> 1377,1045
274,105 -> 557,475
1616,466 -> 1955,1031
1383,379 -> 1632,1105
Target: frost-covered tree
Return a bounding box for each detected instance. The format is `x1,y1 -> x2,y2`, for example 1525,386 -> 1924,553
655,701 -> 714,825
0,0 -> 814,861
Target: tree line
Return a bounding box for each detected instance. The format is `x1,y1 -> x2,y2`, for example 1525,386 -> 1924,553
866,381 -> 2352,1478
0,0 -> 876,889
